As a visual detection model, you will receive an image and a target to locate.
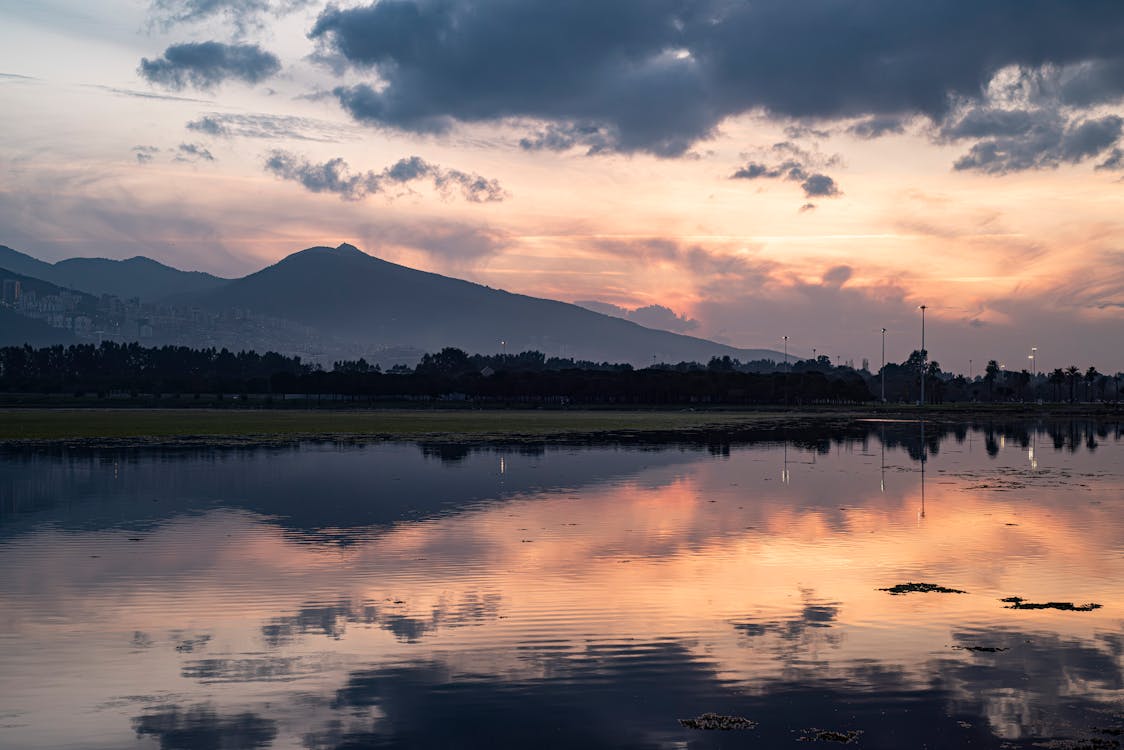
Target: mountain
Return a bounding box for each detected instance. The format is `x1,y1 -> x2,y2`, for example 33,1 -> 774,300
0,266 -> 95,347
0,245 -> 54,281
0,245 -> 230,301
189,243 -> 786,365
0,265 -> 93,300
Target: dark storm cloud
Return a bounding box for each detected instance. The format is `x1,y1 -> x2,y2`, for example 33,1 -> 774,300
308,0 -> 1124,162
264,150 -> 507,202
175,142 -> 216,162
951,114 -> 1123,174
138,42 -> 281,91
149,0 -> 314,34
186,112 -> 353,142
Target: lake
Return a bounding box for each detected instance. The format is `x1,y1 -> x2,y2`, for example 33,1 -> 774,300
1,419 -> 1122,748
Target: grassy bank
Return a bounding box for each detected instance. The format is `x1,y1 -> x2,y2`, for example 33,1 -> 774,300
0,408 -> 805,442
0,404 -> 1119,445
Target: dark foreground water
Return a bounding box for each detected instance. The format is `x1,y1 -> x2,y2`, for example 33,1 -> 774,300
1,420 -> 1122,749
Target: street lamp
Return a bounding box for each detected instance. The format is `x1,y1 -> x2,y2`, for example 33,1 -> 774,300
1030,347 -> 1037,378
880,328 -> 886,402
918,305 -> 927,406
783,335 -> 788,370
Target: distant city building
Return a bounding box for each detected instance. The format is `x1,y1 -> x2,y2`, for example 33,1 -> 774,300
2,279 -> 20,305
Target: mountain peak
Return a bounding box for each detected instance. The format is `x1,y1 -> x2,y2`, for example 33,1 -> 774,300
335,243 -> 364,255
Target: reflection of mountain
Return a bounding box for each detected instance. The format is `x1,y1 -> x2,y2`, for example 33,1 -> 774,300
0,442 -> 705,536
2,419 -> 1119,536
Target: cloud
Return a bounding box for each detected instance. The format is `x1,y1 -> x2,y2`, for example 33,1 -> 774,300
518,122 -> 617,155
86,84 -> 210,103
132,145 -> 160,164
849,115 -> 908,139
801,173 -> 840,197
799,202 -> 816,213
731,142 -> 843,198
186,112 -> 354,142
308,1 -> 1124,159
264,150 -> 507,202
175,143 -> 216,162
935,63 -> 1124,173
951,114 -> 1123,174
784,124 -> 832,140
357,220 -> 511,264
574,300 -> 699,333
148,0 -> 313,34
629,304 -> 700,333
1096,148 -> 1124,170
822,265 -> 853,287
138,42 -> 281,91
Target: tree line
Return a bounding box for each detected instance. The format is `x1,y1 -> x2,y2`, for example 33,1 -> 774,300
0,342 -> 867,404
0,342 -> 1119,404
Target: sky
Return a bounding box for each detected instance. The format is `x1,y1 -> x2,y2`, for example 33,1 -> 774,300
1,0 -> 1123,372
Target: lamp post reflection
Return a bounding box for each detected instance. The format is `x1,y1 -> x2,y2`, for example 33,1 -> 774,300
919,420 -> 927,522
880,424 -> 886,493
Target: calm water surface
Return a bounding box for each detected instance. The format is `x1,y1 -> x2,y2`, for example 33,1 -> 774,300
1,420 -> 1123,749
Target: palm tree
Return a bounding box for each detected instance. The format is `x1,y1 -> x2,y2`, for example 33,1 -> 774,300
984,360 -> 1001,401
1065,365 -> 1081,403
1049,368 -> 1065,402
1085,366 -> 1100,402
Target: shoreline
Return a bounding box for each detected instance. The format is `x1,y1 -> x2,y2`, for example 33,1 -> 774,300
0,405 -> 1120,448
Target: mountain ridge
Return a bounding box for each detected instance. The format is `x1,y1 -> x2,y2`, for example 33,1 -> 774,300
0,245 -> 230,301
186,242 -> 785,365
2,241 -> 788,365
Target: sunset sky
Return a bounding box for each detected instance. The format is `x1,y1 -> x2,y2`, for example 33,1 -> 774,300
2,0 -> 1124,370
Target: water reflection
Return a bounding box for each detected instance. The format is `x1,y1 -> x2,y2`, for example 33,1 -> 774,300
1,419 -> 1122,749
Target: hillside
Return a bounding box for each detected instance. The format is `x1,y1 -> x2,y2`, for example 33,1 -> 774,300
0,245 -> 229,301
190,243 -> 785,365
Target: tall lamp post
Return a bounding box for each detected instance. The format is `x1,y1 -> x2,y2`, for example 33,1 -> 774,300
918,305 -> 927,406
881,327 -> 886,402
1030,347 -> 1037,378
783,335 -> 788,370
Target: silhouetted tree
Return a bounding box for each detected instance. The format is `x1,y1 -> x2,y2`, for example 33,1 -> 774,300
984,360 -> 1001,400
1066,365 -> 1081,402
1085,366 -> 1100,402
